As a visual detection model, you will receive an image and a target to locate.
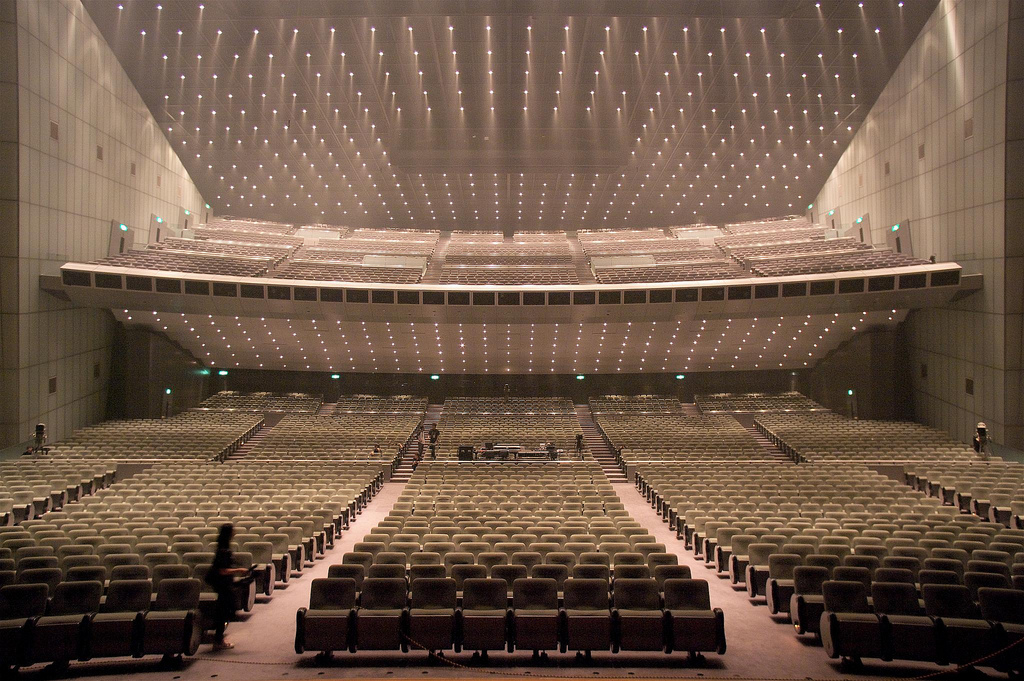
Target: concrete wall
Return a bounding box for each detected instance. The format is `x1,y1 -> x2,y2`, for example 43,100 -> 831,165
813,0 -> 1021,447
0,0 -> 208,447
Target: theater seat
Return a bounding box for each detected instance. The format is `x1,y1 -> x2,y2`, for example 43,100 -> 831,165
511,578 -> 559,654
354,577 -> 408,651
921,584 -> 997,667
140,578 -> 202,658
29,579 -> 103,665
820,580 -> 884,664
460,578 -> 509,654
295,578 -> 356,656
978,587 -> 1024,674
790,566 -> 830,636
613,578 -> 665,652
0,583 -> 49,669
871,581 -> 938,663
408,578 -> 458,653
663,579 -> 725,658
562,578 -> 611,654
89,579 -> 151,659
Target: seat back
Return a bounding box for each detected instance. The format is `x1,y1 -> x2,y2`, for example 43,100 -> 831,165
409,565 -> 446,582
512,577 -> 558,610
822,580 -> 871,614
410,577 -> 456,610
359,577 -> 408,610
922,584 -> 980,618
572,564 -> 611,581
367,564 -> 406,580
462,578 -> 508,611
978,587 -> 1024,625
563,578 -> 609,610
767,554 -> 801,580
451,564 -> 487,589
0,583 -> 49,618
153,577 -> 201,611
103,579 -> 153,613
663,578 -> 712,611
792,566 -> 829,595
309,578 -> 357,610
871,581 -> 922,615
490,564 -> 527,589
612,578 -> 661,611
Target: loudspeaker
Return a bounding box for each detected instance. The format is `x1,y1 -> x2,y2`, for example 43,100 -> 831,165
458,445 -> 475,461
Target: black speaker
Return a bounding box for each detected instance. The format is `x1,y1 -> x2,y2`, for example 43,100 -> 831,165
458,445 -> 475,461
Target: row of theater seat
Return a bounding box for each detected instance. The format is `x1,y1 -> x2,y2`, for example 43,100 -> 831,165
0,578 -> 202,672
295,576 -> 725,659
820,583 -> 1024,673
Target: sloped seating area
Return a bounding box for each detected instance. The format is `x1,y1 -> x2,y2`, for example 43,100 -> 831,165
695,392 -> 829,414
42,412 -> 264,462
0,460 -> 383,672
241,414 -> 420,461
194,391 -> 322,414
590,395 -> 684,415
594,263 -> 742,284
272,261 -> 424,284
592,398 -> 768,465
435,398 -> 583,459
441,233 -> 578,285
295,462 -> 726,660
155,238 -> 295,265
750,250 -> 928,276
192,227 -> 304,248
332,395 -> 427,415
92,250 -> 272,277
755,413 -> 979,464
906,462 -> 1024,528
0,461 -> 117,526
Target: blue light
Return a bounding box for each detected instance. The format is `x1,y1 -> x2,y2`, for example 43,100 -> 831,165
891,224 -> 900,232
330,374 -> 340,379
847,389 -> 854,396
576,375 -> 585,380
165,388 -> 172,395
430,374 -> 440,380
217,369 -> 228,376
119,223 -> 128,231
675,374 -> 685,380
855,217 -> 863,224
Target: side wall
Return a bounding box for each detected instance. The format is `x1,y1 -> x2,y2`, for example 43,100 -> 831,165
813,0 -> 1021,446
0,0 -> 208,447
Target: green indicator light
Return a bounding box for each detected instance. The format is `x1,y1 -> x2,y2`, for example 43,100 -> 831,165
217,370 -> 228,376
430,374 -> 440,380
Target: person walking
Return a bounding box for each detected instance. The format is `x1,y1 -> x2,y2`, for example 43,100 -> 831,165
208,524 -> 249,650
428,423 -> 440,459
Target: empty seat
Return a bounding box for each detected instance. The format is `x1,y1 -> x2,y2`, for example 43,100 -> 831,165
354,578 -> 408,651
562,578 -> 612,654
663,579 -> 726,657
460,579 -> 509,654
871,581 -> 938,663
511,578 -> 559,654
921,584 -> 997,667
90,579 -> 152,659
612,578 -> 664,652
29,579 -> 103,665
790,566 -> 830,636
408,578 -> 457,653
978,587 -> 1024,673
820,580 -> 884,664
295,578 -> 357,657
140,578 -> 202,658
0,583 -> 49,669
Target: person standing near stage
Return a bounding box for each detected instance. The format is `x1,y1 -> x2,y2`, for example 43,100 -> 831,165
428,423 -> 440,459
575,433 -> 584,458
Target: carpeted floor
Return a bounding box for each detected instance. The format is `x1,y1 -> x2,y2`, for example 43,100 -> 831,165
14,478 -> 1000,681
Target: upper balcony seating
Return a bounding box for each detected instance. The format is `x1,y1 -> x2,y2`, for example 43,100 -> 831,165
594,263 -> 743,284
242,414 -> 421,461
589,395 -> 684,414
750,250 -> 929,277
41,412 -> 264,462
695,392 -> 828,414
332,395 -> 428,415
754,413 -> 979,464
194,392 -> 323,414
191,228 -> 305,248
273,261 -> 423,284
439,266 -> 578,286
155,238 -> 295,265
92,250 -> 272,278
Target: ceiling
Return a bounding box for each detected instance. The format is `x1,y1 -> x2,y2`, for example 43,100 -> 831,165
84,0 -> 937,229
113,308 -> 906,374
